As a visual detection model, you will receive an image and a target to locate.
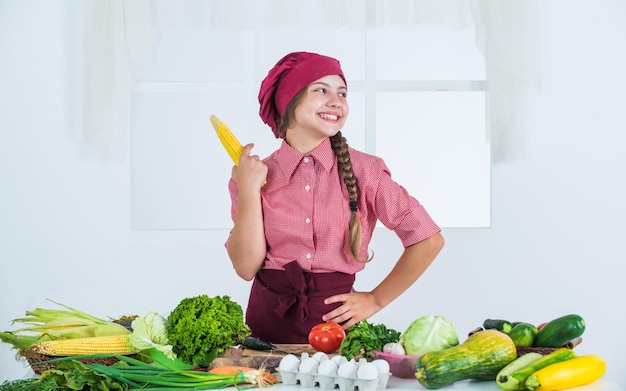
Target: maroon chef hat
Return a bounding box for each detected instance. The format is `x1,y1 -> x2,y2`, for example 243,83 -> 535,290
258,52 -> 346,138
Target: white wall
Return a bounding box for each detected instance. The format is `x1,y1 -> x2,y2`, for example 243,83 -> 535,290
1,0 -> 625,387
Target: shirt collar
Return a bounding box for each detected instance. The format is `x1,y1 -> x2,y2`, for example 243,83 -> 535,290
277,138 -> 336,180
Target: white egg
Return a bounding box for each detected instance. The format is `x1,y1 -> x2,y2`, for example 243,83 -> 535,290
371,359 -> 390,374
312,351 -> 329,362
337,360 -> 358,378
331,355 -> 348,366
278,354 -> 300,372
299,357 -> 320,374
317,359 -> 338,376
357,362 -> 379,380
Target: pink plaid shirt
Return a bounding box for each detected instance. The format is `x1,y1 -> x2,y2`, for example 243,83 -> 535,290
228,138 -> 440,274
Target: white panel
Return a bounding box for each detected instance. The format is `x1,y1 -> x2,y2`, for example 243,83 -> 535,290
130,89 -> 281,230
375,27 -> 486,81
135,29 -> 249,82
376,91 -> 490,227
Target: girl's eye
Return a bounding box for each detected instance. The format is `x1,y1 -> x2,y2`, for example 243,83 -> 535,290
339,92 -> 347,98
315,88 -> 327,93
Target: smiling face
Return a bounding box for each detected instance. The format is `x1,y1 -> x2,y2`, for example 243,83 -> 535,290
286,74 -> 349,153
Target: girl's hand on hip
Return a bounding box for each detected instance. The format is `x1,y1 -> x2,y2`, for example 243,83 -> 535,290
232,143 -> 267,190
322,290 -> 381,330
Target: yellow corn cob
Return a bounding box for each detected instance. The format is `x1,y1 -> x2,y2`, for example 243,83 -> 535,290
210,114 -> 243,165
31,334 -> 136,356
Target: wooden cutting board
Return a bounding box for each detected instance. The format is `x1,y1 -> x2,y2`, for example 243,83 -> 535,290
207,344 -> 317,371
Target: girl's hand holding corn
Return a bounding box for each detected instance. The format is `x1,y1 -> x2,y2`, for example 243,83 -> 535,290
232,143 -> 267,190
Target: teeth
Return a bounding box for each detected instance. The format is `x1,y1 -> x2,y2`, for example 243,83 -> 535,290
320,113 -> 338,120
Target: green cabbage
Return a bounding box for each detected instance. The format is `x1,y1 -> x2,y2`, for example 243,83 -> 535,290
401,315 -> 459,356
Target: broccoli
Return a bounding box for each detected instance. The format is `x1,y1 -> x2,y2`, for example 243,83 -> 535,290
166,294 -> 250,368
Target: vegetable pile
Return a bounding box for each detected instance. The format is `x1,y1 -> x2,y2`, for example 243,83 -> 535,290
0,295 -> 258,390
411,314 -> 605,390
481,314 -> 585,349
304,313 -> 605,391
0,300 -> 608,391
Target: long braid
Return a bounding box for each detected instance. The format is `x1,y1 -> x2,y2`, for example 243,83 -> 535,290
330,131 -> 373,263
281,90 -> 373,262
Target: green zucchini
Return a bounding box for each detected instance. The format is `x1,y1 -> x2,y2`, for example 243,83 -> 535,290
483,318 -> 513,334
496,348 -> 576,391
415,330 -> 517,389
496,352 -> 543,391
534,314 -> 585,348
508,323 -> 538,348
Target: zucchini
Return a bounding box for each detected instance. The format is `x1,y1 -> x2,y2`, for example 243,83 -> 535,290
534,314 -> 585,348
415,330 -> 516,389
525,354 -> 606,391
496,352 -> 544,391
508,323 -> 538,348
483,318 -> 513,334
497,348 -> 576,391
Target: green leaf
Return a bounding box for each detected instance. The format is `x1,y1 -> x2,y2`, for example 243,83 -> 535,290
41,360 -> 127,391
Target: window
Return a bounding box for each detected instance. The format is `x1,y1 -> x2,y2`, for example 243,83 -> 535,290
130,4 -> 489,230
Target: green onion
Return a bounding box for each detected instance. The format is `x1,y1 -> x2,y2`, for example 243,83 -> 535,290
38,354 -> 274,389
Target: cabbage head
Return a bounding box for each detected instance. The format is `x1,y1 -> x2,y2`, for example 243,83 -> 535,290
128,311 -> 176,359
401,315 -> 459,356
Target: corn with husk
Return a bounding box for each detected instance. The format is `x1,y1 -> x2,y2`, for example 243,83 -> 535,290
0,299 -> 131,353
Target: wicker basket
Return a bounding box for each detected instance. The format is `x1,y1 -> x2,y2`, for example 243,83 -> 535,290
19,349 -> 133,375
468,327 -> 582,357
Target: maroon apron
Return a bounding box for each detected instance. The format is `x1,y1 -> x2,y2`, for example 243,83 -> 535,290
246,260 -> 355,344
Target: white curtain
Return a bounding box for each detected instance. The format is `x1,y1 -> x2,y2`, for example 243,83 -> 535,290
82,0 -> 540,163
470,0 -> 541,163
82,0 -> 156,162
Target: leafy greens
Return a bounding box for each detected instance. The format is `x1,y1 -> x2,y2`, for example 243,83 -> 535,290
339,319 -> 401,360
166,295 -> 250,368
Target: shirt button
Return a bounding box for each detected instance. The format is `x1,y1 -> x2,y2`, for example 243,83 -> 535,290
305,185 -> 311,191
306,253 -> 311,259
303,157 -> 310,163
305,218 -> 311,224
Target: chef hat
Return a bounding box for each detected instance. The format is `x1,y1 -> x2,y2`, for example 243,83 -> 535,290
258,51 -> 346,138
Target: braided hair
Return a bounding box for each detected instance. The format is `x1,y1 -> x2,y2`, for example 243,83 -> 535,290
278,90 -> 373,263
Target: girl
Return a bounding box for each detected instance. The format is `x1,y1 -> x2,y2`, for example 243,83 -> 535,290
226,51 -> 444,343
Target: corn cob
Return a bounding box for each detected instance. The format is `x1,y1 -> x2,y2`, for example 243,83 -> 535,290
31,334 -> 136,356
210,114 -> 243,165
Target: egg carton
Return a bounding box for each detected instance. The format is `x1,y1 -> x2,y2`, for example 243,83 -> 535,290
277,369 -> 390,391
276,353 -> 391,391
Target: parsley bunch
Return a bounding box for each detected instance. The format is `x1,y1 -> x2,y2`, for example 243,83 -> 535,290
166,295 -> 250,367
339,319 -> 401,360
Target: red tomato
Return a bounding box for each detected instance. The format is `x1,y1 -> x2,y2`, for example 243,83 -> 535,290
537,322 -> 548,330
308,322 -> 346,353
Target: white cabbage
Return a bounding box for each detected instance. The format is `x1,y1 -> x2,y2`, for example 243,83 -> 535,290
401,315 -> 459,356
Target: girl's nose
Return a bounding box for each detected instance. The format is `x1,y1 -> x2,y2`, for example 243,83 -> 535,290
328,99 -> 342,109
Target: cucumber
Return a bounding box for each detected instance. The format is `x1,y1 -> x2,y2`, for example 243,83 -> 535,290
496,348 -> 576,391
496,352 -> 543,391
508,323 -> 538,348
483,319 -> 513,334
534,314 -> 585,348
